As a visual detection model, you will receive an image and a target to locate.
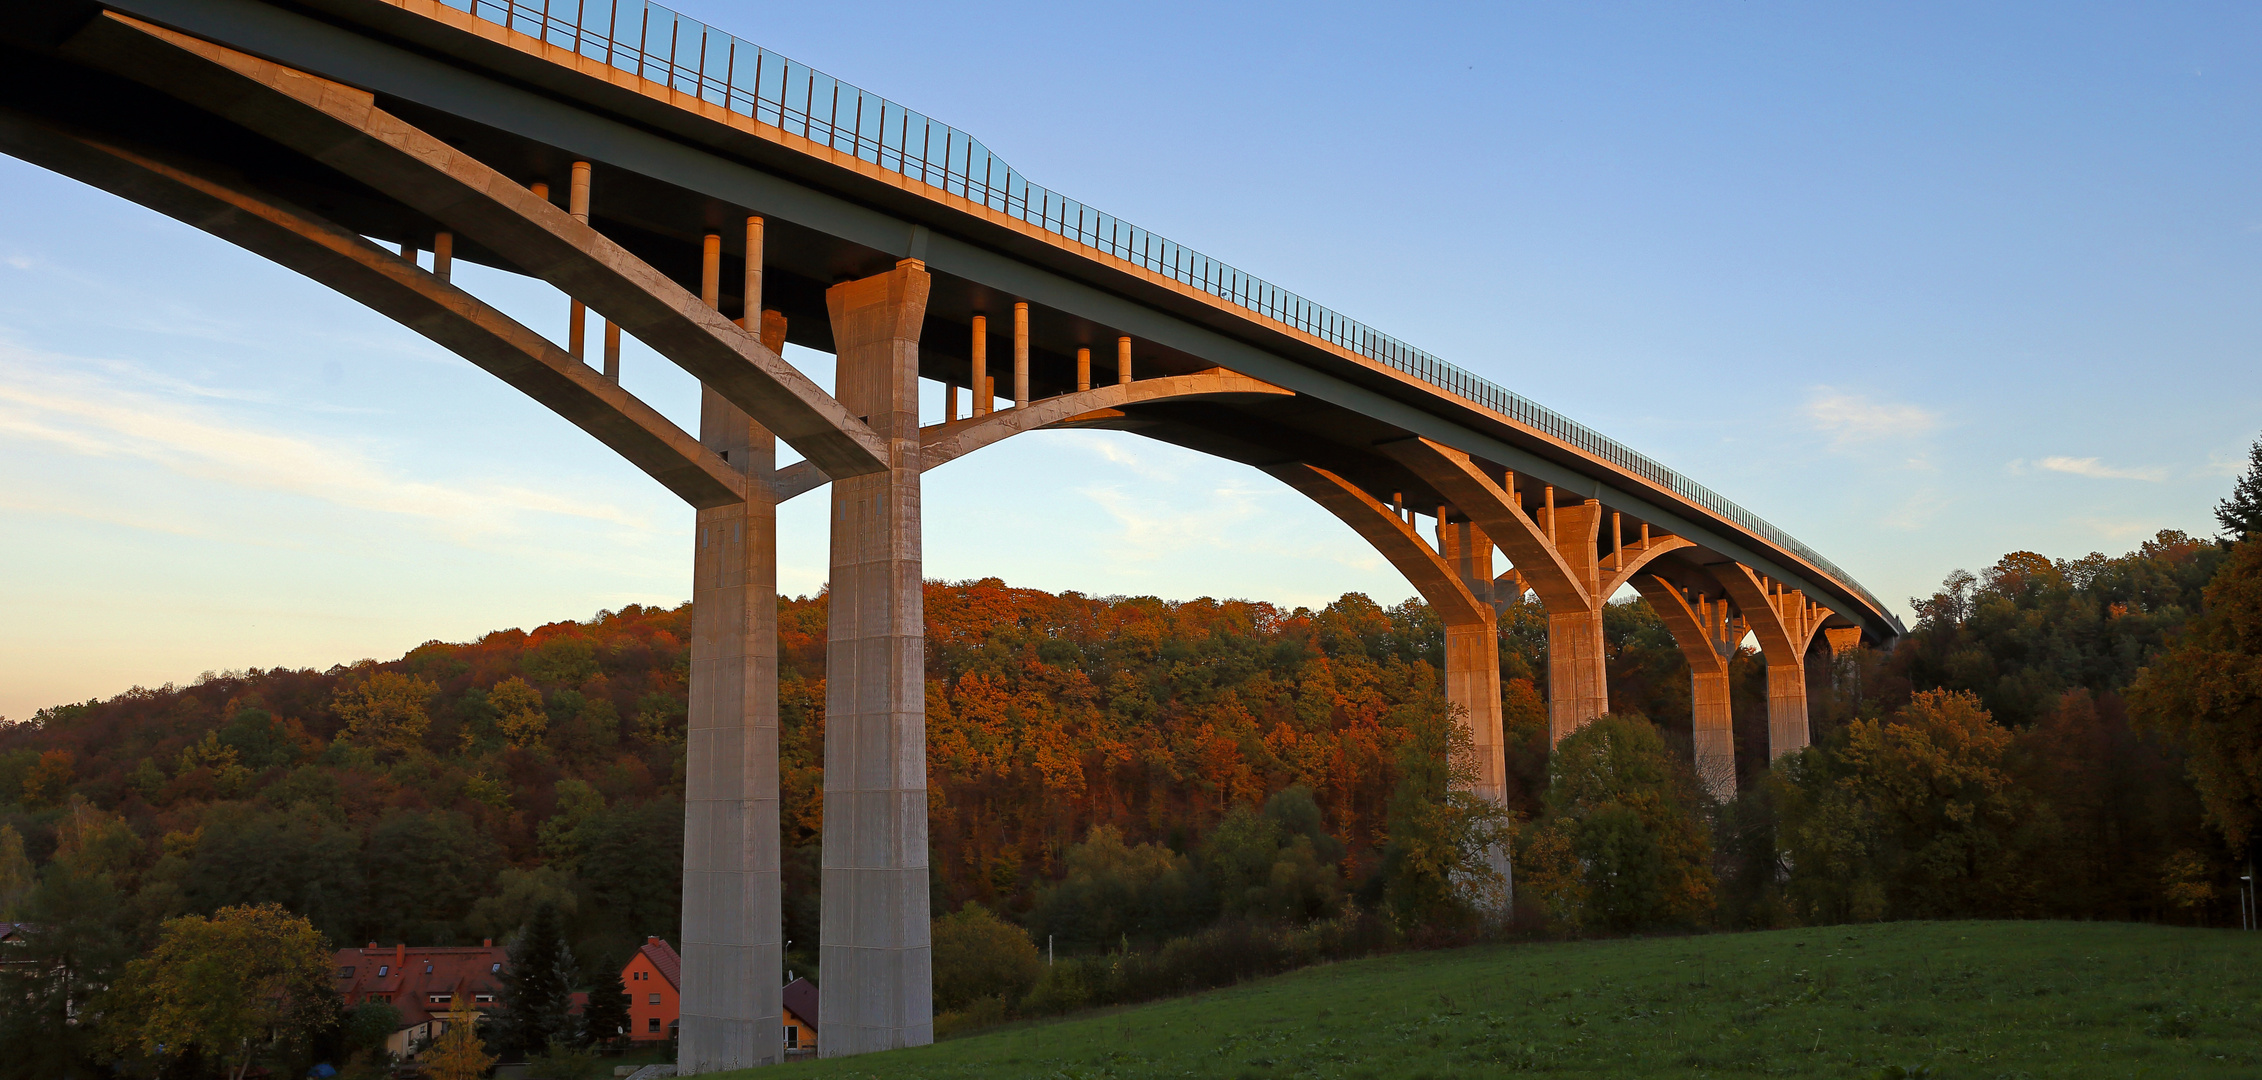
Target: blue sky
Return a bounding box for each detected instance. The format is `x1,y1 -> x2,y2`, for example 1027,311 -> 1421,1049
2,1 -> 2257,719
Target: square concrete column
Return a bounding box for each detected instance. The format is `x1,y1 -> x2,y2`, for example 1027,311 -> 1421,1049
820,259 -> 933,1058
679,327 -> 785,1073
1767,656 -> 1810,759
1437,519 -> 1504,808
1692,598 -> 1736,798
1545,500 -> 1609,742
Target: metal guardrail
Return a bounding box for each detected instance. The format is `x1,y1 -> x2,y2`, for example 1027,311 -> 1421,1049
439,0 -> 1891,620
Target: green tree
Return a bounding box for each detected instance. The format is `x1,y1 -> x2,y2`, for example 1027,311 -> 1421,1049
468,866 -> 580,943
1198,786 -> 1345,923
111,902 -> 338,1080
0,825 -> 29,919
363,809 -> 498,945
181,805 -> 362,945
1515,715 -> 1713,934
2130,538 -> 2262,854
491,905 -> 576,1060
1027,825 -> 1202,952
569,800 -> 683,958
0,865 -> 134,1079
931,902 -> 1042,1012
1772,690 -> 2041,922
2217,434 -> 2262,542
577,970 -> 631,1047
1380,704 -> 1514,932
339,1001 -> 402,1074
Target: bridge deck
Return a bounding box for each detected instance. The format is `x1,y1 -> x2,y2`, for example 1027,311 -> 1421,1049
0,0 -> 1902,640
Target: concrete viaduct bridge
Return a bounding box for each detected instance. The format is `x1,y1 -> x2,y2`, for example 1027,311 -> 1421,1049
0,0 -> 1904,1067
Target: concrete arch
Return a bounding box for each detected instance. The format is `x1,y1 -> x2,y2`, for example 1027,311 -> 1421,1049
0,108 -> 747,510
768,369 -> 1292,502
69,10 -> 889,480
1626,572 -> 1742,799
1706,562 -> 1832,758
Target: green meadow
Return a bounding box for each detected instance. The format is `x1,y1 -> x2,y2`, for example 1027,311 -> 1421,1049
754,921 -> 2262,1079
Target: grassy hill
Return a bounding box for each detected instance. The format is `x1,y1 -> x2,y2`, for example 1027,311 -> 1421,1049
755,921 -> 2262,1079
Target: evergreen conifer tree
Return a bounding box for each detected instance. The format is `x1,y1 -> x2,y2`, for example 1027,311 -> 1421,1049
578,968 -> 632,1048
489,905 -> 575,1061
2219,435 -> 2262,543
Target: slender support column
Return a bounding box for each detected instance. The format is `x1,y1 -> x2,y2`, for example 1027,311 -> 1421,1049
945,384 -> 958,422
821,259 -> 933,1058
432,230 -> 452,282
1076,347 -> 1091,392
1545,500 -> 1607,741
568,161 -> 591,360
604,320 -> 621,379
681,229 -> 783,1073
742,216 -> 763,332
1012,301 -> 1029,408
1117,335 -> 1132,384
970,315 -> 988,416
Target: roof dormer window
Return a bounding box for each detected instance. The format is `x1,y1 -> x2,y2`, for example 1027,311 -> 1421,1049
377,965 -> 389,977
424,963 -> 433,974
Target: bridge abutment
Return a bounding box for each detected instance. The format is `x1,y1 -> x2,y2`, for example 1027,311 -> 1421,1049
820,260 -> 936,1057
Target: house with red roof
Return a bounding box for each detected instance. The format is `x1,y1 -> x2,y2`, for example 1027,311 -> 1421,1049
622,936 -> 680,1043
782,976 -> 817,1057
333,940 -> 509,1056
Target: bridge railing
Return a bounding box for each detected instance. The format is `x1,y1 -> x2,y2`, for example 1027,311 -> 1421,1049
438,0 -> 1890,620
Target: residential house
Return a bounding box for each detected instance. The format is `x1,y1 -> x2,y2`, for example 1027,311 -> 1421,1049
622,936 -> 679,1043
782,976 -> 817,1058
333,941 -> 509,1057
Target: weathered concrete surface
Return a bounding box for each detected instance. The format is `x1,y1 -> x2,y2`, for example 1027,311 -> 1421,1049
820,260 -> 934,1057
679,229 -> 787,1073
0,109 -> 743,509
68,11 -> 889,481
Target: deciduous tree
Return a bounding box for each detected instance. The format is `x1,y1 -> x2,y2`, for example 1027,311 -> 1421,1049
332,671 -> 439,754
421,996 -> 495,1080
111,902 -> 337,1080
2130,538 -> 2262,854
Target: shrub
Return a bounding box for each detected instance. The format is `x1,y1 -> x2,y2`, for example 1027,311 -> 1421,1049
931,902 -> 1041,1012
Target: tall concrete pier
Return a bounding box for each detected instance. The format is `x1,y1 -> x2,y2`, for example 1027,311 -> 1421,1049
820,261 -> 935,1056
679,223 -> 788,1071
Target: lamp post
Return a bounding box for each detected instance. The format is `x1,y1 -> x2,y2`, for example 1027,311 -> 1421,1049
2241,875 -> 2254,931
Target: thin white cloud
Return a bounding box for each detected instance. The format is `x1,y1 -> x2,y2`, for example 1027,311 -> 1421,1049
0,343 -> 650,540
1803,388 -> 1942,449
2033,456 -> 2167,482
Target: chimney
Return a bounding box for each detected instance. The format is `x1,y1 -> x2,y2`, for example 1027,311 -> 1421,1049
395,943 -> 405,969
483,938 -> 492,948
367,941 -> 378,949
648,936 -> 659,946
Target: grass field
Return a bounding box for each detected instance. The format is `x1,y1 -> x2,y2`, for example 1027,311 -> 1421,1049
743,921 -> 2262,1079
